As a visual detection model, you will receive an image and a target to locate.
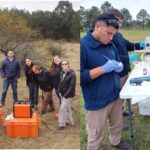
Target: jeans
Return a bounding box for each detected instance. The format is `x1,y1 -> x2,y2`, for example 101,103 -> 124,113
28,82 -> 39,107
1,78 -> 18,105
55,88 -> 61,106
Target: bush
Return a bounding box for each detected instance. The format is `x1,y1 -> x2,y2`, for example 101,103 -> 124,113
47,41 -> 66,57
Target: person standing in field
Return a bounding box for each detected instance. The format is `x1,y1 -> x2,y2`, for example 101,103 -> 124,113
80,13 -> 129,150
49,55 -> 62,106
24,58 -> 39,110
58,60 -> 76,129
0,50 -> 21,106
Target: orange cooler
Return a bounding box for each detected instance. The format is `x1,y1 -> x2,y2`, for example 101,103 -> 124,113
13,101 -> 32,118
34,112 -> 41,128
5,112 -> 40,138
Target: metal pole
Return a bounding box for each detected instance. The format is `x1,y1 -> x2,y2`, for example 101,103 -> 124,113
127,99 -> 134,150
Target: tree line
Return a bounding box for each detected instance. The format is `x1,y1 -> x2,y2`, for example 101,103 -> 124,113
0,1 -> 79,42
80,1 -> 150,31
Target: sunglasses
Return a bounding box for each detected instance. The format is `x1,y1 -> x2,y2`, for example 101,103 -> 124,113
98,19 -> 119,29
105,19 -> 119,29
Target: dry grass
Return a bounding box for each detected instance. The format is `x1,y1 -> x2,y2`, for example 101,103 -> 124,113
0,40 -> 80,149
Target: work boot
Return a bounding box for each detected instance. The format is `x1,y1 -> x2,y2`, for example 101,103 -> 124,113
66,120 -> 75,126
57,126 -> 65,130
123,111 -> 133,117
112,140 -> 130,149
41,109 -> 46,114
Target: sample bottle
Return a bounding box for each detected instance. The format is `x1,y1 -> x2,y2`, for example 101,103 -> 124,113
143,61 -> 148,75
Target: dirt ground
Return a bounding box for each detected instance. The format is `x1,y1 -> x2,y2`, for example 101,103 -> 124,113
0,42 -> 80,149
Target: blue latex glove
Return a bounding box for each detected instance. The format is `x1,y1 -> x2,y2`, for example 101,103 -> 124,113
101,60 -> 119,73
114,61 -> 123,72
139,41 -> 145,49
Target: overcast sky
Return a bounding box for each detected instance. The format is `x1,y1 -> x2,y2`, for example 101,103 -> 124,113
0,0 -> 79,12
81,0 -> 150,20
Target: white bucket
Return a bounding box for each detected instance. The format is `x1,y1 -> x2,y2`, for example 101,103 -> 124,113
138,97 -> 150,115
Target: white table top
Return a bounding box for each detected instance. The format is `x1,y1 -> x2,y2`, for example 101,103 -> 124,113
120,62 -> 150,104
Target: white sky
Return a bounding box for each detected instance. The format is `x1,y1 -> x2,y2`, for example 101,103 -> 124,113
0,0 -> 79,12
80,0 -> 150,20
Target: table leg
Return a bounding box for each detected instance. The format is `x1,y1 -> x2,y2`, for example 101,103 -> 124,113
127,99 -> 134,150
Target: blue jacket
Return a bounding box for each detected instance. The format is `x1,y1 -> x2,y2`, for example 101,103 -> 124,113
113,32 -> 141,77
0,57 -> 21,79
80,30 -> 121,111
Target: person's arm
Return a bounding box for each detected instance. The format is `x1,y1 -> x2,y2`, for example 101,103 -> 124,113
0,61 -> 6,79
58,71 -> 62,96
24,66 -> 28,78
80,43 -> 101,85
124,37 -> 141,51
81,43 -> 120,84
89,67 -> 104,80
17,61 -> 21,79
24,66 -> 29,85
46,70 -> 54,89
63,72 -> 76,98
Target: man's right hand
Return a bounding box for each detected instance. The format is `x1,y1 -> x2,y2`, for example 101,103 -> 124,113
101,60 -> 122,73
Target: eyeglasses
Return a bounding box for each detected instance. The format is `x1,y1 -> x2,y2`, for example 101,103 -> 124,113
62,63 -> 68,66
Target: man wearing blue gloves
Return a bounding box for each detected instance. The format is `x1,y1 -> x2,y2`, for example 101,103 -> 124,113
80,13 -> 129,150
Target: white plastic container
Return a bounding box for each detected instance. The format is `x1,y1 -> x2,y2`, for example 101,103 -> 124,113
138,97 -> 150,115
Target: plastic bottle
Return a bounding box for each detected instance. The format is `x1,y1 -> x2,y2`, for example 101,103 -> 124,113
143,68 -> 147,75
143,61 -> 148,75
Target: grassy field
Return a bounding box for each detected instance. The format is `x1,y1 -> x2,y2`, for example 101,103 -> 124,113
0,40 -> 80,149
80,29 -> 150,150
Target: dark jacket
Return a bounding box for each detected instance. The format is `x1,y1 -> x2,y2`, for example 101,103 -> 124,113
113,32 -> 141,77
51,64 -> 61,89
59,69 -> 76,98
0,57 -> 20,79
80,29 -> 121,110
36,69 -> 53,92
24,63 -> 38,85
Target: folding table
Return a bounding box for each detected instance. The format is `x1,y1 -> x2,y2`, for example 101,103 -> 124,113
120,62 -> 150,150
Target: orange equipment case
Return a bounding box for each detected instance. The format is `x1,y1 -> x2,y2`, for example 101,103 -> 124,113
0,108 -> 2,125
5,112 -> 40,138
13,101 -> 32,118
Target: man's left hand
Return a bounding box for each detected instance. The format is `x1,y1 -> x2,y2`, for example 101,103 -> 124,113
140,41 -> 145,49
